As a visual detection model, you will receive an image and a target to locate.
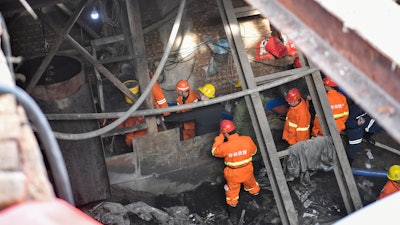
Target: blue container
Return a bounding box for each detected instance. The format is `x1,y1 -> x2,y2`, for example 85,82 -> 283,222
168,102 -> 178,107
266,97 -> 286,110
220,112 -> 233,120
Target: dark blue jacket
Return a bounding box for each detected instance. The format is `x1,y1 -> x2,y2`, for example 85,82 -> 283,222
164,103 -> 224,136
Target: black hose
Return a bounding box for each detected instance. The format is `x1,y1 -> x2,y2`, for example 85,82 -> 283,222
52,0 -> 187,140
0,84 -> 75,205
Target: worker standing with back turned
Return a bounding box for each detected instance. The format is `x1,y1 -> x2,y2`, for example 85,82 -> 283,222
150,72 -> 170,117
312,76 -> 349,137
211,120 -> 260,223
175,80 -> 199,140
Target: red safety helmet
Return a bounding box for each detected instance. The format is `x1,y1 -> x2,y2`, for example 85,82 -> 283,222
285,88 -> 301,104
323,76 -> 338,87
176,80 -> 190,92
220,120 -> 236,133
293,57 -> 302,68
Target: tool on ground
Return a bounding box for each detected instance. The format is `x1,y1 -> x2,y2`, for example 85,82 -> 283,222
364,139 -> 400,157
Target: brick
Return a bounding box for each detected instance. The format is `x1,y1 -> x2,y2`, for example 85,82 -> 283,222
0,172 -> 26,209
0,141 -> 19,170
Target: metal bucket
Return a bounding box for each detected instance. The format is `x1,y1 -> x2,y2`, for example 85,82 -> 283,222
123,80 -> 139,104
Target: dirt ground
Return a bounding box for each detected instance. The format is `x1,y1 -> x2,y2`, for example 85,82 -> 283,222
83,72 -> 400,224
81,127 -> 400,225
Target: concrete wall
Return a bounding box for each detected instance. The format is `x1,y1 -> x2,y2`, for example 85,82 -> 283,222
106,129 -> 225,195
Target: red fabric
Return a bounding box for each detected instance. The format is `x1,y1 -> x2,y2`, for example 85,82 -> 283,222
0,199 -> 101,225
312,90 -> 349,136
152,82 -> 170,116
176,90 -> 199,140
282,98 -> 311,145
212,133 -> 260,206
118,116 -> 147,147
378,180 -> 400,200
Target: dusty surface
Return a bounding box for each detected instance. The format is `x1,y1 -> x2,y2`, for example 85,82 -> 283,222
81,126 -> 400,225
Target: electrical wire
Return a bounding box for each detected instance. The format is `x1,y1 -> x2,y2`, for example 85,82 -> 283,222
99,0 -> 120,27
0,84 -> 74,206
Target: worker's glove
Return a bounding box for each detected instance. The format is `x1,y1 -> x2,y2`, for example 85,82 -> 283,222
214,133 -> 225,145
357,116 -> 365,126
156,116 -> 164,125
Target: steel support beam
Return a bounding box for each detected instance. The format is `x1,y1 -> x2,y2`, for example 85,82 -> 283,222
300,54 -> 363,213
246,0 -> 400,144
218,0 -> 298,224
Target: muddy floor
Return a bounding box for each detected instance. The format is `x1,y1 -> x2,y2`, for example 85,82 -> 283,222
82,128 -> 399,225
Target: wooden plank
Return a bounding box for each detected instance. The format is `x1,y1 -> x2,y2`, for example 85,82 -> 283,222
126,0 -> 158,134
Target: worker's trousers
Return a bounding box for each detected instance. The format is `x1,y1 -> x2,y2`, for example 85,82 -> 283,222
223,163 -> 260,206
346,117 -> 380,159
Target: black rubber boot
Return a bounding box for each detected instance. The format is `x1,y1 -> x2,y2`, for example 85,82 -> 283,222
228,205 -> 238,224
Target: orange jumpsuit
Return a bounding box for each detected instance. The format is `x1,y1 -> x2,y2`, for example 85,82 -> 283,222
212,133 -> 260,206
312,90 -> 349,136
282,98 -> 311,145
377,180 -> 400,200
118,116 -> 147,147
152,82 -> 170,116
176,90 -> 199,140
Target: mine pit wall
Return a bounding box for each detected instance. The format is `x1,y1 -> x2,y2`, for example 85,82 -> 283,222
106,128 -> 225,195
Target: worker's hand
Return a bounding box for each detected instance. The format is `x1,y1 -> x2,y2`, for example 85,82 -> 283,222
156,116 -> 164,125
214,133 -> 225,145
357,117 -> 365,126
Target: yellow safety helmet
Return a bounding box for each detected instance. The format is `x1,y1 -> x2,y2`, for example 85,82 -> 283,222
235,80 -> 241,88
198,83 -> 216,99
387,165 -> 400,181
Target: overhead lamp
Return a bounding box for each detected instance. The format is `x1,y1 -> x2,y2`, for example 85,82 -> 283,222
90,6 -> 99,20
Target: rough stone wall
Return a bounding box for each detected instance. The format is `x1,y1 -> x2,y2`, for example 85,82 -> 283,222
144,0 -> 295,102
7,10 -> 85,58
7,0 -> 295,101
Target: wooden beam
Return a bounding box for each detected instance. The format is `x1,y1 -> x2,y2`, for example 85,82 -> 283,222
126,0 -> 158,134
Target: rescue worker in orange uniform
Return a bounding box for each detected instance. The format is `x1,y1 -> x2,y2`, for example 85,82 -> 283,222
176,80 -> 199,140
118,116 -> 147,147
377,165 -> 400,200
312,76 -> 349,136
150,73 -> 170,116
282,88 -> 311,145
211,120 -> 260,223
